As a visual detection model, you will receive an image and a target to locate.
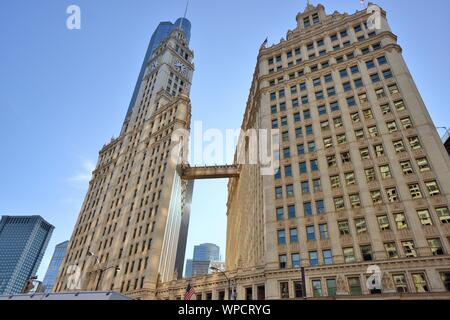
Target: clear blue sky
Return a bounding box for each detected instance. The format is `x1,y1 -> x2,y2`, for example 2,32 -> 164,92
1,0 -> 450,280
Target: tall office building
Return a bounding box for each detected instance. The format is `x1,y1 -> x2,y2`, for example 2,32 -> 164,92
184,259 -> 193,278
126,18 -> 191,120
157,3 -> 450,300
0,215 -> 54,295
55,18 -> 195,299
42,241 -> 69,293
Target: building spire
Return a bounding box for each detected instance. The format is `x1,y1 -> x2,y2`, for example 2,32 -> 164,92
179,0 -> 190,30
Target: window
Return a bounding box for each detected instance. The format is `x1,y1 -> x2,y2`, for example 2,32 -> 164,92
330,101 -> 340,112
386,120 -> 398,133
377,215 -> 390,231
309,251 -> 319,267
339,69 -> 348,78
412,273 -> 429,293
280,282 -> 289,299
304,202 -> 312,216
361,245 -> 373,261
330,33 -> 338,42
374,144 -> 384,157
388,84 -> 399,95
294,281 -> 303,298
330,175 -> 341,188
365,168 -> 376,182
355,218 -> 367,234
402,241 -> 417,258
425,181 -> 441,197
394,100 -> 406,111
301,181 -> 310,194
343,81 -> 352,92
384,242 -> 398,259
338,220 -> 350,236
316,200 -> 325,214
284,165 -> 292,177
319,279 -> 335,299
276,207 -> 284,221
323,250 -> 333,265
441,273 -> 450,292
279,254 -> 287,269
383,69 -> 393,79
377,56 -> 387,65
371,190 -> 382,204
345,172 -> 356,186
327,155 -> 337,167
286,184 -> 294,197
283,147 -> 290,159
428,238 -> 444,256
436,207 -> 450,224
417,209 -> 433,226
306,125 -> 313,135
394,140 -> 406,153
313,179 -> 322,192
312,279 -> 322,296
319,224 -> 329,239
306,226 -> 316,241
343,247 -> 356,263
299,162 -> 307,174
409,183 -> 422,199
347,96 -> 356,107
350,194 -> 361,208
351,112 -> 361,123
275,187 -> 283,199
393,274 -> 408,293
400,117 -> 413,130
363,109 -> 374,120
366,60 -> 375,69
288,205 -> 296,219
358,92 -> 368,103
334,197 -> 345,211
281,116 -> 288,126
282,131 -> 289,142
292,98 -> 299,107
408,136 -> 422,150
368,126 -> 378,137
395,213 -> 408,230
417,157 -> 430,172
278,230 -> 286,245
272,119 -> 278,129
380,103 -> 391,115
354,78 -> 364,88
308,141 -> 316,153
270,92 -> 277,100
370,73 -> 380,83
290,228 -> 299,243
323,137 -> 333,149
291,253 -> 301,268
297,144 -> 305,155
360,148 -> 370,160
337,133 -> 347,145
280,102 -> 287,111
350,65 -> 359,74
321,120 -> 330,131
327,87 -> 336,97
379,165 -> 392,179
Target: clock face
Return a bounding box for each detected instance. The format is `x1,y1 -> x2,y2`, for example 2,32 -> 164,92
151,60 -> 159,71
174,60 -> 189,76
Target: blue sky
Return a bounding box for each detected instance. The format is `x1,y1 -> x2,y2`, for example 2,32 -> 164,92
1,0 -> 450,280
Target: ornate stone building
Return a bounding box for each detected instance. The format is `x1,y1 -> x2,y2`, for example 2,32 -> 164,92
157,3 -> 450,300
56,3 -> 450,300
54,26 -> 195,299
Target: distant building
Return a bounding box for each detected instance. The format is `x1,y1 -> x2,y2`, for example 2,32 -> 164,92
184,259 -> 193,278
187,244 -> 224,277
42,241 -> 69,293
193,243 -> 220,261
0,215 -> 54,295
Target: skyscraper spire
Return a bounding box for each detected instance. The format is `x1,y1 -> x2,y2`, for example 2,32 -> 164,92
179,0 -> 190,30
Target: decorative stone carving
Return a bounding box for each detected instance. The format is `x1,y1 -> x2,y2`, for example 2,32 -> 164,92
382,272 -> 396,293
336,275 -> 349,295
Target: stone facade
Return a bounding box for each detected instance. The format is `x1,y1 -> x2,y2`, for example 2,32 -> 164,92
54,28 -> 195,299
158,3 -> 450,300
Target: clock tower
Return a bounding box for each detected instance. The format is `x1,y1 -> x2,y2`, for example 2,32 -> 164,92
55,25 -> 196,299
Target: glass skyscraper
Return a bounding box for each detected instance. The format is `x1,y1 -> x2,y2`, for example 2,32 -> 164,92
0,215 -> 54,295
125,17 -> 192,120
193,243 -> 220,261
42,241 -> 69,293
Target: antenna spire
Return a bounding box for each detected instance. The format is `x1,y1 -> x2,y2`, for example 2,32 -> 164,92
179,0 -> 190,30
